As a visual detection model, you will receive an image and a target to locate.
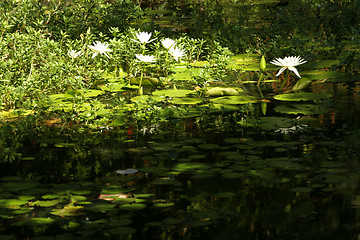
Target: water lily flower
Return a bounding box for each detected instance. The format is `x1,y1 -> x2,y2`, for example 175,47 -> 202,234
169,46 -> 185,61
270,56 -> 307,78
68,49 -> 83,58
134,31 -> 155,44
161,38 -> 176,49
88,41 -> 112,58
135,54 -> 156,63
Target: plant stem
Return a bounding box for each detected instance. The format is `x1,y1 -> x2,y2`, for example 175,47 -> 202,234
278,69 -> 289,93
257,72 -> 264,86
139,68 -> 144,89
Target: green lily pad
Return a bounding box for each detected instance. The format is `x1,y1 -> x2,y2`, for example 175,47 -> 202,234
168,97 -> 202,105
210,95 -> 257,105
292,78 -> 313,91
205,87 -> 241,96
51,205 -> 84,217
130,95 -> 164,103
274,104 -> 329,115
99,82 -> 128,92
130,77 -> 160,86
274,93 -> 332,102
173,162 -> 211,173
172,66 -> 202,80
49,93 -> 73,102
258,117 -> 294,131
78,89 -> 104,98
31,200 -> 60,207
152,89 -> 195,98
0,199 -> 29,209
153,202 -> 175,208
119,203 -> 146,211
302,70 -> 345,80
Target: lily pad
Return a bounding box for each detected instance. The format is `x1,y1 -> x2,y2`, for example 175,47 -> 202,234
168,97 -> 202,105
130,77 -> 160,86
152,89 -> 195,98
115,169 -> 139,175
210,95 -> 257,104
274,93 -> 332,102
173,162 -> 211,173
130,95 -> 164,103
274,104 -> 329,115
78,89 -> 104,98
258,117 -> 294,131
153,202 -> 175,208
205,87 -> 240,96
119,203 -> 146,211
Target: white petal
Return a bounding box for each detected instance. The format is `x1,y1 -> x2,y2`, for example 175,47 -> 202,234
276,67 -> 287,76
288,66 -> 301,78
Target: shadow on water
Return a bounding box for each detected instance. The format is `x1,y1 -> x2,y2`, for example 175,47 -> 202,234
1,82 -> 360,240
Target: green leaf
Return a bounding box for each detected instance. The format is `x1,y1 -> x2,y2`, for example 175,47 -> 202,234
210,95 -> 257,104
274,93 -> 332,101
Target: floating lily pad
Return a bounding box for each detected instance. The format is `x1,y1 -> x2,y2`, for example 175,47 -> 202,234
130,77 -> 160,86
258,117 -> 294,131
119,203 -> 146,211
173,162 -> 211,173
172,66 -> 202,80
302,69 -> 345,80
292,78 -> 313,91
78,89 -> 104,98
153,202 -> 175,208
210,104 -> 241,112
152,89 -> 195,98
205,87 -> 240,96
168,97 -> 202,105
274,104 -> 329,115
210,95 -> 257,104
0,199 -> 29,209
49,93 -> 73,102
114,198 -> 146,204
51,205 -> 84,217
130,95 -> 164,103
54,142 -> 76,148
13,217 -> 55,226
115,169 -> 139,175
274,93 -> 332,102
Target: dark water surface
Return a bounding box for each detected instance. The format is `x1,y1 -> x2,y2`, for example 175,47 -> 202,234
1,82 -> 360,240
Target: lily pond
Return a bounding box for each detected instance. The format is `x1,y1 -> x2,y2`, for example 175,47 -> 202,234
2,0 -> 360,239
2,57 -> 360,240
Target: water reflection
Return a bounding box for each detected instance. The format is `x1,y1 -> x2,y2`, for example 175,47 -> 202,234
1,83 -> 360,239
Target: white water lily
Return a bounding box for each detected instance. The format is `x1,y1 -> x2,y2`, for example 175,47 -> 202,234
134,31 -> 155,44
135,54 -> 156,63
270,56 -> 307,78
169,46 -> 185,61
88,41 -> 112,58
161,38 -> 176,49
68,49 -> 83,58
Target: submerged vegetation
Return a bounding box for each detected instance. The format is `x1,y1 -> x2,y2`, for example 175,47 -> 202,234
1,0 -> 360,239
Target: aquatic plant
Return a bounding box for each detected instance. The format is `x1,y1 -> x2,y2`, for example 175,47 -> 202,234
270,56 -> 307,92
88,41 -> 112,59
257,55 -> 267,86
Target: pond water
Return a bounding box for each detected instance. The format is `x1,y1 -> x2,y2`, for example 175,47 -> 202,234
1,81 -> 360,240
